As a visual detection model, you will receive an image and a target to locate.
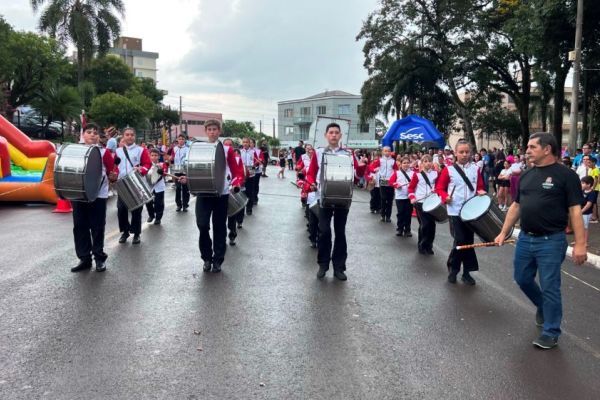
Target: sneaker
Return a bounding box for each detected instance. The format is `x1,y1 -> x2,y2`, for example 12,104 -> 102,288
203,261 -> 212,272
317,265 -> 327,279
147,217 -> 154,223
461,273 -> 476,285
212,262 -> 222,273
95,260 -> 107,272
176,207 -> 182,212
118,233 -> 129,244
132,235 -> 141,245
154,219 -> 161,225
333,270 -> 347,281
591,219 -> 599,224
532,334 -> 558,349
535,309 -> 544,327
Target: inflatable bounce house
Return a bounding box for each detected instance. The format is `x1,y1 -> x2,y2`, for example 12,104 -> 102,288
0,114 -> 59,203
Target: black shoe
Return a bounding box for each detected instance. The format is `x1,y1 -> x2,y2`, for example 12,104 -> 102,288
533,334 -> 558,349
212,262 -> 222,273
385,218 -> 392,223
147,217 -> 154,223
71,259 -> 92,272
247,210 -> 253,216
183,207 -> 188,212
154,219 -> 161,225
95,260 -> 106,272
404,232 -> 413,238
426,249 -> 434,255
237,224 -> 243,229
380,217 -> 386,222
317,265 -> 327,279
448,272 -> 458,284
132,235 -> 141,245
310,241 -> 317,248
176,207 -> 182,212
118,233 -> 129,243
536,309 -> 544,327
203,261 -> 212,272
396,231 -> 403,236
229,239 -> 236,246
461,273 -> 476,285
418,248 -> 427,255
334,270 -> 348,281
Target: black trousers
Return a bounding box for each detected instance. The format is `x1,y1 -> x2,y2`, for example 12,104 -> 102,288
175,174 -> 190,208
415,202 -> 436,252
317,207 -> 349,271
72,198 -> 107,262
245,176 -> 256,213
288,159 -> 294,170
380,186 -> 394,219
196,194 -> 229,264
395,199 -> 413,233
370,188 -> 381,211
447,216 -> 479,274
253,173 -> 260,204
307,205 -> 319,243
227,208 -> 244,240
117,196 -> 143,235
146,191 -> 165,220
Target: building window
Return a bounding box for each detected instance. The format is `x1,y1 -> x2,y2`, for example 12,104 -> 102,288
301,107 -> 311,116
300,125 -> 310,139
338,104 -> 351,115
360,123 -> 370,133
357,105 -> 361,114
317,106 -> 326,115
285,126 -> 294,135
284,109 -> 294,118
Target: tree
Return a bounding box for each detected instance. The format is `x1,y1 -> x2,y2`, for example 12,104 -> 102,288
31,0 -> 125,85
89,92 -> 151,128
150,106 -> 180,131
32,84 -> 82,139
87,55 -> 134,95
133,77 -> 164,104
0,30 -> 68,119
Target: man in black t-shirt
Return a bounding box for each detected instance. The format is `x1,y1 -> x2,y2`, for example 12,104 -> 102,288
496,132 -> 586,350
293,141 -> 306,163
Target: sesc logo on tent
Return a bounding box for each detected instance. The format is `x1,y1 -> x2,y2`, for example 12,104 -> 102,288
398,132 -> 425,140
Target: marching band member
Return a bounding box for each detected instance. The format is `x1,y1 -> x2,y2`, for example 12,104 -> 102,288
369,146 -> 397,223
226,142 -> 244,246
389,156 -> 415,237
435,140 -> 486,285
305,123 -> 366,280
251,138 -> 263,206
296,144 -> 313,208
240,137 -> 259,216
408,155 -> 438,255
172,134 -> 190,212
146,148 -> 169,225
180,120 -> 244,273
115,127 -> 152,245
71,123 -> 116,272
297,144 -> 318,247
368,151 -> 381,214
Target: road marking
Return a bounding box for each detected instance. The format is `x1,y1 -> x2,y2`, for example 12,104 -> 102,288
562,270 -> 600,293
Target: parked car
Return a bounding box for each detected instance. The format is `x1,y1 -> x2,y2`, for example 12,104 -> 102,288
12,108 -> 63,140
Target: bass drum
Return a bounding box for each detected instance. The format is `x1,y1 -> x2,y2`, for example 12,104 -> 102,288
187,141 -> 226,196
422,193 -> 448,223
227,190 -> 248,217
115,170 -> 154,211
460,195 -> 513,242
54,144 -> 103,202
320,152 -> 354,209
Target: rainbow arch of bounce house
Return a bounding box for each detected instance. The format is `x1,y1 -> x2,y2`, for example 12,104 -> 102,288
0,114 -> 59,203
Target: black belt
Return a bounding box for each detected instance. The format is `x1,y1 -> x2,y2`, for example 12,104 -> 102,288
523,230 -> 561,237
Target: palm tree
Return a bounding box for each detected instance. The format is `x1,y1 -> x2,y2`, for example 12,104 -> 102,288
30,0 -> 125,86
33,84 -> 82,140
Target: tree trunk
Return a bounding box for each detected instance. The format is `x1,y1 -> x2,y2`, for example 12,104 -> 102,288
77,47 -> 84,87
552,67 -> 569,146
519,64 -> 532,147
446,77 -> 476,147
541,102 -> 548,132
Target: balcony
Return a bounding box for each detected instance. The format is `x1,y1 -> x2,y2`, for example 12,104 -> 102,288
293,116 -> 313,125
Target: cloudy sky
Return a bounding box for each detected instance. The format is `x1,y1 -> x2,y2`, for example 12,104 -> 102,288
0,0 -> 379,133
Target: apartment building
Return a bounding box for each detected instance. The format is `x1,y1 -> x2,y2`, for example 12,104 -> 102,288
108,37 -> 159,81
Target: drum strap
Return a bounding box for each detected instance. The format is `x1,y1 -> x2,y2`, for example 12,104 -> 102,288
420,171 -> 432,189
122,146 -> 136,170
453,165 -> 475,192
400,170 -> 411,183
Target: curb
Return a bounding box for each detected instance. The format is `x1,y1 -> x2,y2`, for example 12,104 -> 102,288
512,228 -> 600,270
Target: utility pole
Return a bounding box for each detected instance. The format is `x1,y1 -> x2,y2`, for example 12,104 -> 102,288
568,0 -> 584,154
272,118 -> 275,138
179,96 -> 183,138
259,119 -> 262,133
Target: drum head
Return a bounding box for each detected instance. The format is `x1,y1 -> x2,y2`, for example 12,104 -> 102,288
84,147 -> 103,201
460,195 -> 491,222
422,194 -> 441,212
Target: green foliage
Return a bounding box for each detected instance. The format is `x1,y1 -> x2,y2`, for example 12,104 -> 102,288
133,77 -> 164,104
88,55 -> 134,95
31,84 -> 82,137
89,92 -> 151,129
222,119 -> 279,146
150,106 -> 179,129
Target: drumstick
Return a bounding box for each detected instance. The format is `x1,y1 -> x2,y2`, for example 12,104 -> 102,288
450,186 -> 456,198
456,239 -> 516,250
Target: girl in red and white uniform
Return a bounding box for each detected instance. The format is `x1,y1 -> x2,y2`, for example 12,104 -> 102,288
408,154 -> 438,255
250,139 -> 264,206
145,148 -> 169,225
369,146 -> 397,222
389,156 -> 415,237
225,141 -> 245,246
240,137 -> 260,216
296,144 -> 313,208
367,151 -> 382,214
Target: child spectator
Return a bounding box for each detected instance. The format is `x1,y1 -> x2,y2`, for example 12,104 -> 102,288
581,176 -> 597,246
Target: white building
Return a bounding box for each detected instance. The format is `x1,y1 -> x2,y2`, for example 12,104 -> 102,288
108,37 -> 158,81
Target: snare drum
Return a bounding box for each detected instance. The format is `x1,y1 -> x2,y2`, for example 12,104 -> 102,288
170,165 -> 185,175
227,190 -> 248,217
422,193 -> 448,223
379,178 -> 390,187
115,170 -> 154,211
460,195 -> 513,242
320,152 -> 354,209
54,144 -> 103,202
186,141 -> 226,196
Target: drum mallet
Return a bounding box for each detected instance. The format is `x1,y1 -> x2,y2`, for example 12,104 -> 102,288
456,240 -> 516,250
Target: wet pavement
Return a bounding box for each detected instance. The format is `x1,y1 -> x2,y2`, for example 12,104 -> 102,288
1,165 -> 599,399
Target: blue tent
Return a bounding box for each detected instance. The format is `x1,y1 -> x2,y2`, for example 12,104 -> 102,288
381,115 -> 445,148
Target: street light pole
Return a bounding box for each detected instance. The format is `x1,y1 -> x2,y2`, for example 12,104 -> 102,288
568,0 -> 584,154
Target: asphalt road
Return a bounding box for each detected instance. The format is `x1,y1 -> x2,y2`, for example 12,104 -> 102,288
1,165 -> 599,399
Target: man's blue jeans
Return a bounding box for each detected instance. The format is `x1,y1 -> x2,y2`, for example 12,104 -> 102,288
513,231 -> 568,338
